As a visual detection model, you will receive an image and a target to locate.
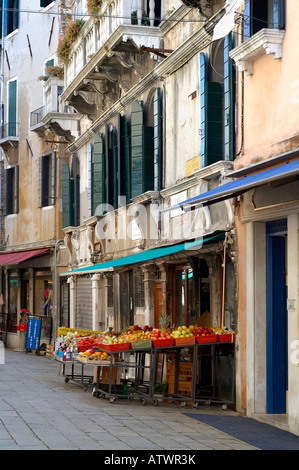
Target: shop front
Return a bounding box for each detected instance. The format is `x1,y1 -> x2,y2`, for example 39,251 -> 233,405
0,248 -> 55,349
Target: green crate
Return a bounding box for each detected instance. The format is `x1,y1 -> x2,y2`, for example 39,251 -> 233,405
131,339 -> 152,349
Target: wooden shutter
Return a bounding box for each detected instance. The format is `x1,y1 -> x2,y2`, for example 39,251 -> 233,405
153,87 -> 162,191
244,0 -> 251,40
8,79 -> 17,136
105,124 -> 113,206
50,151 -> 56,205
143,126 -> 154,193
273,0 -> 285,29
122,114 -> 131,204
38,156 -> 48,207
224,33 -> 234,161
117,113 -> 128,207
88,142 -> 92,215
112,127 -> 118,209
92,133 -> 105,215
4,168 -> 13,215
62,160 -> 74,228
200,53 -> 207,168
131,101 -> 144,199
14,164 -> 19,213
200,52 -> 223,167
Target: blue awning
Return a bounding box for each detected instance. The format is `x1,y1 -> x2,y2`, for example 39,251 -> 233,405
63,231 -> 225,275
162,159 -> 299,213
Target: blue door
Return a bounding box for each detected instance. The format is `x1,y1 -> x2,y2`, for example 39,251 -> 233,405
266,220 -> 287,414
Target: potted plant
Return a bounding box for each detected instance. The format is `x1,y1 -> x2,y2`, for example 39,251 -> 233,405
38,65 -> 64,82
57,19 -> 85,64
87,0 -> 102,16
131,10 -> 150,26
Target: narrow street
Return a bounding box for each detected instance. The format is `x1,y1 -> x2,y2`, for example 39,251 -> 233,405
1,348 -> 299,452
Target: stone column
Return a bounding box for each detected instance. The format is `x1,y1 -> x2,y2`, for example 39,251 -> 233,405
141,264 -> 156,327
67,276 -> 76,329
91,273 -> 100,332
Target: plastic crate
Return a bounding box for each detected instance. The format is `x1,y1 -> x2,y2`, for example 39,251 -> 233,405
196,334 -> 218,344
152,338 -> 174,348
218,333 -> 235,342
174,337 -> 195,346
100,342 -> 131,352
130,339 -> 152,349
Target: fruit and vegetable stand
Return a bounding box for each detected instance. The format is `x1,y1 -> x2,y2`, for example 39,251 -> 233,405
53,324 -> 236,407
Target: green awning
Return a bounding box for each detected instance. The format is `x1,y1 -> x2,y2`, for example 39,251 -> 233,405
63,231 -> 225,275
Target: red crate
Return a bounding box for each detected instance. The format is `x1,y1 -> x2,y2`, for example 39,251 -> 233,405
174,337 -> 195,346
100,342 -> 131,352
218,333 -> 235,343
196,334 -> 218,344
152,338 -> 174,348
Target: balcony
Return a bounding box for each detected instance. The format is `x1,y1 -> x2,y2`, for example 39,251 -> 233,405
62,0 -> 162,120
30,76 -> 80,142
0,122 -> 19,152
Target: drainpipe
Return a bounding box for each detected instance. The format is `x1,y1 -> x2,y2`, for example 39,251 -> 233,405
54,239 -> 64,342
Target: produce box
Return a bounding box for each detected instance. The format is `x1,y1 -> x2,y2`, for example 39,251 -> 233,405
196,334 -> 218,343
76,356 -> 113,365
152,338 -> 174,348
218,333 -> 235,342
131,339 -> 152,349
174,337 -> 195,346
100,342 -> 131,352
94,366 -> 121,384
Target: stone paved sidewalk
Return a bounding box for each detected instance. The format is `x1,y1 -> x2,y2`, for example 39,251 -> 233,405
0,348 -> 258,451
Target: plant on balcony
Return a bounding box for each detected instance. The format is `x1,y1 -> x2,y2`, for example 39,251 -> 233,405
57,19 -> 85,64
87,0 -> 102,15
131,10 -> 150,26
38,65 -> 64,82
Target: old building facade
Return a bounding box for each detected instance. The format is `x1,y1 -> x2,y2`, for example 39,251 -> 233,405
1,0 -> 298,436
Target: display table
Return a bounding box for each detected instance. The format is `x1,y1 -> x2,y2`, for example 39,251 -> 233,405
57,338 -> 235,407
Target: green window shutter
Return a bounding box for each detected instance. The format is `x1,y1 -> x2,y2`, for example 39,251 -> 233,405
206,81 -> 223,165
200,53 -> 207,168
92,133 -> 105,215
62,160 -> 74,228
117,113 -> 129,206
38,156 -> 49,207
88,142 -> 93,215
122,115 -> 131,204
4,168 -> 13,215
143,126 -> 154,193
131,101 -> 144,199
200,52 -> 223,167
14,164 -> 19,213
50,151 -> 56,205
224,33 -> 234,161
112,128 -> 118,209
153,88 -> 162,191
105,124 -> 114,206
8,79 -> 17,136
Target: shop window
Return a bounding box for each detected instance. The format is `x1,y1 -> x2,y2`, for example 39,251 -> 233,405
4,165 -> 19,215
8,276 -> 18,332
3,0 -> 19,36
38,151 -> 56,207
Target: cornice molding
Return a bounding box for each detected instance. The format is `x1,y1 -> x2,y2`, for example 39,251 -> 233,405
230,28 -> 285,75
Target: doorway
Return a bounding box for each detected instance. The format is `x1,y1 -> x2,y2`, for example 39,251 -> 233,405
266,219 -> 288,414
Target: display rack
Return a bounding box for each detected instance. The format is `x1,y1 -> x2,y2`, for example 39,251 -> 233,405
57,339 -> 235,407
90,347 -> 154,404
57,358 -> 94,391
